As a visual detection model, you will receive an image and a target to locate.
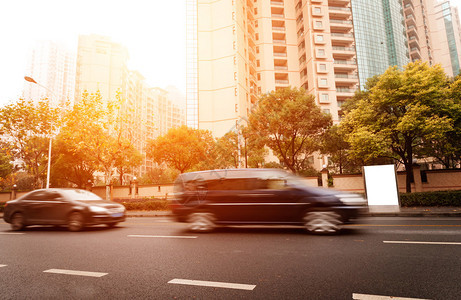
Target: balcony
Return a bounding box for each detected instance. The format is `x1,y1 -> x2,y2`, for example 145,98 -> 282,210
333,59 -> 357,71
404,3 -> 414,15
331,32 -> 355,44
271,0 -> 284,6
408,35 -> 419,48
273,39 -> 286,44
334,73 -> 359,84
410,47 -> 421,60
275,79 -> 289,86
332,46 -> 356,59
272,26 -> 286,32
336,87 -> 356,97
272,13 -> 285,19
329,19 -> 353,32
329,6 -> 352,19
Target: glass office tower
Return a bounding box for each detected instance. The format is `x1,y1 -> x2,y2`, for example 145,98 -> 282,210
352,0 -> 409,89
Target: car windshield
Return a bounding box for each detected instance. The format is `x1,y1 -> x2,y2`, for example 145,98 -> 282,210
61,189 -> 103,201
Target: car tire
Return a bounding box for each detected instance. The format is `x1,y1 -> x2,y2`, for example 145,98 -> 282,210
67,212 -> 85,232
11,212 -> 25,231
187,212 -> 216,233
106,222 -> 118,228
303,210 -> 342,234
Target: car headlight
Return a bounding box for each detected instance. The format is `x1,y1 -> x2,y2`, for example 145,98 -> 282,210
336,194 -> 367,206
89,206 -> 109,213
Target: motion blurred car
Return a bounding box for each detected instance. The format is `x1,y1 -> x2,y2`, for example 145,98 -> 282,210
3,188 -> 126,231
170,169 -> 367,234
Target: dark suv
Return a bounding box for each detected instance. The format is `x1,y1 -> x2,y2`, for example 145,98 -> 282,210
170,169 -> 367,234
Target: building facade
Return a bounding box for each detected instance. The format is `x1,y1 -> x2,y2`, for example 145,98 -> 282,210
402,0 -> 461,77
75,34 -> 129,105
23,40 -> 76,107
194,0 -> 359,135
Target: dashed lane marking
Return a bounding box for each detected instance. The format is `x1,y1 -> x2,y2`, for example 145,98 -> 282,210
0,232 -> 25,235
384,240 -> 461,245
168,279 -> 256,291
43,269 -> 107,277
0,265 -> 6,267
353,293 -> 431,299
128,235 -> 197,239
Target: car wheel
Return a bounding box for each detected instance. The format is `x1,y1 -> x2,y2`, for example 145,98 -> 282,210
303,211 -> 342,234
67,212 -> 85,232
11,213 -> 25,231
106,222 -> 118,228
188,212 -> 216,233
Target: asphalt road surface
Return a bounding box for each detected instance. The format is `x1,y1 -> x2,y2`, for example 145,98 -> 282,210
1,216 -> 461,299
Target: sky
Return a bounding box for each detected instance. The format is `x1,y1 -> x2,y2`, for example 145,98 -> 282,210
0,0 -> 186,107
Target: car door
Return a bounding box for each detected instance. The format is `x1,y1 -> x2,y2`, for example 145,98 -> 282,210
236,178 -> 300,223
22,191 -> 68,224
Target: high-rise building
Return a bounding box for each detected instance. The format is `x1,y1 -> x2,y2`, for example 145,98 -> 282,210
23,40 -> 76,107
76,34 -> 186,176
402,0 -> 461,77
75,34 -> 129,105
195,0 -> 359,137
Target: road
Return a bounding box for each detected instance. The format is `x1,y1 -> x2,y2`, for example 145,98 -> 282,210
1,216 -> 461,299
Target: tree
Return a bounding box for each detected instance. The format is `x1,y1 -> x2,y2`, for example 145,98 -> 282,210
57,91 -> 133,199
0,98 -> 60,188
320,125 -> 362,174
341,61 -> 454,192
246,87 -> 332,173
113,139 -> 143,185
0,141 -> 14,189
146,126 -> 216,173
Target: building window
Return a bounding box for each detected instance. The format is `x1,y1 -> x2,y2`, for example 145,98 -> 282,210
319,93 -> 329,103
257,60 -> 260,67
318,63 -> 327,72
315,34 -> 324,43
319,78 -> 328,87
315,21 -> 323,29
317,48 -> 325,57
313,7 -> 321,14
323,109 -> 330,115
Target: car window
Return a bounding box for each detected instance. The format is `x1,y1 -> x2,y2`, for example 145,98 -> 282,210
25,191 -> 63,201
60,189 -> 102,200
25,191 -> 49,201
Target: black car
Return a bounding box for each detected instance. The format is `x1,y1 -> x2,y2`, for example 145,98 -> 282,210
170,169 -> 367,234
3,188 -> 126,231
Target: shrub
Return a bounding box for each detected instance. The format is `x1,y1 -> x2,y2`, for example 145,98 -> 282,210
113,198 -> 170,211
400,190 -> 461,207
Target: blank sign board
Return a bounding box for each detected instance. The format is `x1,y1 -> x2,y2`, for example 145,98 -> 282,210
363,165 -> 400,213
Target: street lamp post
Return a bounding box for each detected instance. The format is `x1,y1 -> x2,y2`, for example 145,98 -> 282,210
24,76 -> 56,189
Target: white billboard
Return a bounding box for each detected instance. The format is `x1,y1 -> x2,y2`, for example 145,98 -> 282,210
363,165 -> 400,213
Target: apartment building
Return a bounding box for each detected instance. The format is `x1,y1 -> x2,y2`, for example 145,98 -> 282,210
192,0 -> 358,137
75,34 -> 186,177
75,34 -> 129,105
402,0 -> 461,77
23,40 -> 76,108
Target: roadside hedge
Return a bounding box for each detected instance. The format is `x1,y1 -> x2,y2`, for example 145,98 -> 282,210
113,198 -> 170,211
400,190 -> 461,207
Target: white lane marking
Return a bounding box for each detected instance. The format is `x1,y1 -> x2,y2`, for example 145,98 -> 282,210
43,269 -> 107,277
128,235 -> 197,239
0,232 -> 25,235
353,293 -> 431,300
384,241 -> 461,245
168,279 -> 256,291
0,265 -> 7,267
